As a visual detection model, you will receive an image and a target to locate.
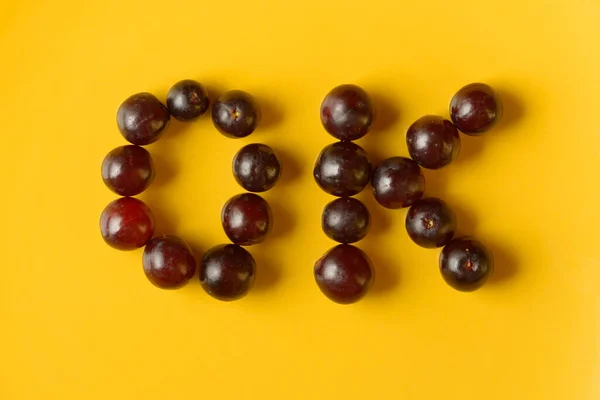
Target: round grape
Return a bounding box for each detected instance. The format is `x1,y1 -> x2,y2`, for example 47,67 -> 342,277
143,235 -> 197,289
117,93 -> 170,145
100,197 -> 155,250
200,244 -> 256,301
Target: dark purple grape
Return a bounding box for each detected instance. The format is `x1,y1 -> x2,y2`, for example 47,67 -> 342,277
142,235 -> 197,289
314,244 -> 374,304
167,79 -> 209,121
440,237 -> 494,291
450,83 -> 503,135
406,198 -> 456,248
100,197 -> 155,250
406,115 -> 461,169
232,143 -> 281,192
371,157 -> 425,209
212,90 -> 260,138
101,145 -> 155,196
322,197 -> 370,244
200,244 -> 256,301
313,142 -> 372,197
221,193 -> 272,246
117,93 -> 170,145
320,84 -> 374,141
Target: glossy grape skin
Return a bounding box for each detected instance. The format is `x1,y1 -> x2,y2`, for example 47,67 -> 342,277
313,142 -> 372,197
450,83 -> 503,135
405,197 -> 456,248
142,235 -> 197,289
100,197 -> 155,250
322,197 -> 370,244
167,79 -> 209,121
440,237 -> 494,291
406,115 -> 461,169
101,145 -> 155,196
117,93 -> 170,145
371,157 -> 425,209
212,90 -> 260,138
200,244 -> 256,301
232,143 -> 281,192
320,84 -> 374,141
221,193 -> 272,246
314,244 -> 374,304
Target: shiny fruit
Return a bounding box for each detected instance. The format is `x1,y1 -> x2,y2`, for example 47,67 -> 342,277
322,197 -> 370,244
314,244 -> 374,304
101,145 -> 155,196
406,115 -> 461,169
200,244 -> 256,301
142,235 -> 197,289
212,90 -> 260,138
450,83 -> 503,135
440,237 -> 494,291
221,193 -> 272,245
232,143 -> 281,192
167,79 -> 209,121
100,197 -> 155,250
320,84 -> 374,141
117,93 -> 170,145
405,197 -> 456,248
313,142 -> 372,197
371,156 -> 425,209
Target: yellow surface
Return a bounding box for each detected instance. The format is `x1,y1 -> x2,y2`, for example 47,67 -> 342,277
1,1 -> 599,399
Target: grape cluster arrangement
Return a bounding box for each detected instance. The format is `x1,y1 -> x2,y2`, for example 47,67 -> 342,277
100,78 -> 502,304
313,83 -> 502,304
100,80 -> 281,301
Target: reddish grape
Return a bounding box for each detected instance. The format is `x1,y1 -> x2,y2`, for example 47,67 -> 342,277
314,244 -> 374,304
406,115 -> 461,169
167,79 -> 209,121
232,143 -> 281,192
142,235 -> 197,289
450,83 -> 503,135
117,93 -> 170,145
101,145 -> 155,196
221,193 -> 272,246
320,84 -> 374,141
322,197 -> 370,244
313,142 -> 372,197
100,197 -> 155,250
440,237 -> 494,291
406,197 -> 456,248
371,157 -> 425,209
200,244 -> 256,301
212,90 -> 260,138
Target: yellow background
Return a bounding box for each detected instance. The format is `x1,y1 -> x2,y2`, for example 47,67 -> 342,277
1,0 -> 599,399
